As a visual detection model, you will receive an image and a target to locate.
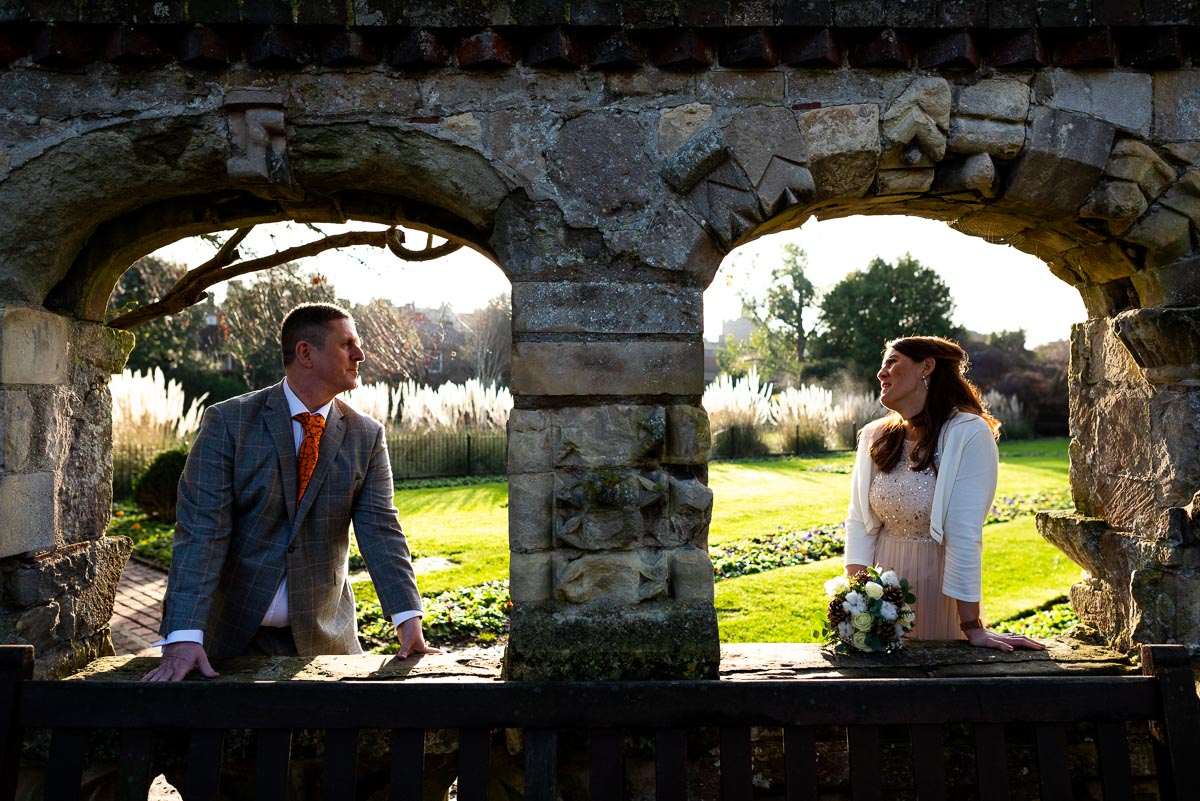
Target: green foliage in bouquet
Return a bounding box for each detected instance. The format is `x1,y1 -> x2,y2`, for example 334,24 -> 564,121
824,566 -> 916,653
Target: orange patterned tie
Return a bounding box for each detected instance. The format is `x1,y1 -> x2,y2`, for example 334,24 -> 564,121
293,412 -> 325,506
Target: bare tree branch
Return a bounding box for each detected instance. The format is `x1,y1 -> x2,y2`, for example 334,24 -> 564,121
108,226 -> 463,330
386,228 -> 463,262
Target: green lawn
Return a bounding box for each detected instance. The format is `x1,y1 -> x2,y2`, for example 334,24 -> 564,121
382,437 -> 1078,641
120,437 -> 1078,643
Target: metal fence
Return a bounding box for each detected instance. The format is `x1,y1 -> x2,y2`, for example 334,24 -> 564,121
112,424 -> 856,496
385,430 -> 507,480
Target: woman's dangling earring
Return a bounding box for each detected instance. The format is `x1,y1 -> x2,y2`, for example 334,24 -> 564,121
922,374 -> 929,390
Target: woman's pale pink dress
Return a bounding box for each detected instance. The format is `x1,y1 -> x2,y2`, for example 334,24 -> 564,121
868,439 -> 966,641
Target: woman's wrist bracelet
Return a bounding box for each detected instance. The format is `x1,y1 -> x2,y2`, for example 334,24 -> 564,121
959,618 -> 985,633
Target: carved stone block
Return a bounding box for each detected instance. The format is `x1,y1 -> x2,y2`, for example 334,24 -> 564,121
556,406 -> 666,468
931,152 -> 995,196
664,477 -> 713,547
511,341 -> 705,397
554,468 -> 667,550
507,410 -> 557,474
1004,107 -> 1115,216
1113,306 -> 1200,384
796,103 -> 880,200
1104,140 -> 1175,202
509,551 -> 553,602
0,307 -> 69,385
509,472 -> 555,553
881,76 -> 950,168
947,118 -> 1026,160
553,550 -> 669,604
225,90 -> 290,186
658,103 -> 714,157
664,404 -> 712,465
0,472 -> 56,558
1124,206 -> 1192,270
877,168 -> 934,195
670,548 -> 715,602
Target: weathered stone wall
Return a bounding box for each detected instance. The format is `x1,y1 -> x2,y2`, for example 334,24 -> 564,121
0,312 -> 134,678
2,2 -> 1200,675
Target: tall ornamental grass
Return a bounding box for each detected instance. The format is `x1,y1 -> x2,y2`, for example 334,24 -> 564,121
111,368 -> 207,451
770,385 -> 833,452
110,368 -> 207,497
829,392 -> 888,449
341,382 -> 392,424
984,389 -> 1035,439
703,368 -> 773,457
391,378 -> 512,432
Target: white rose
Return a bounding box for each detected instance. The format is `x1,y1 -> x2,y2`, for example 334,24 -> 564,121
852,612 -> 874,631
864,582 -> 884,600
880,570 -> 900,587
851,631 -> 871,651
837,621 -> 853,639
879,601 -> 898,622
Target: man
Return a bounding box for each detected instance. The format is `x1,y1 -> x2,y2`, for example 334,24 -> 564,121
143,303 -> 438,681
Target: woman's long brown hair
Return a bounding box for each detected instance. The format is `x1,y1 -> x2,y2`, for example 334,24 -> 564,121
869,336 -> 1000,473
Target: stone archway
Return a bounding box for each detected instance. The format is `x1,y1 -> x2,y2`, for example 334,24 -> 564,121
2,5 -> 1199,679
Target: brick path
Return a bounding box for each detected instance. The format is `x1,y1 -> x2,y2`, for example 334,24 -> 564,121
110,558 -> 166,656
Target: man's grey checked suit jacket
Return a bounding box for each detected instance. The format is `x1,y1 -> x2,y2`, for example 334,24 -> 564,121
161,382 -> 422,659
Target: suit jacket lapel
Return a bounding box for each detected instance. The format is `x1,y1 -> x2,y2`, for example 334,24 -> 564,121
264,383 -> 299,524
295,398 -> 346,525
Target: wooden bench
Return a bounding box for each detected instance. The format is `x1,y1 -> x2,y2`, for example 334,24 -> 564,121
2,644 -> 1197,801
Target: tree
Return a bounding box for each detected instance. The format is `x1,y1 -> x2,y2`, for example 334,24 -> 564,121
221,266 -> 342,389
352,298 -> 431,385
810,253 -> 957,380
109,256 -> 208,373
719,244 -> 818,386
752,244 -> 817,366
107,225 -> 460,331
460,294 -> 512,386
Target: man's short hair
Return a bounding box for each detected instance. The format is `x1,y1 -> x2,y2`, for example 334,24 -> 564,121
281,303 -> 353,366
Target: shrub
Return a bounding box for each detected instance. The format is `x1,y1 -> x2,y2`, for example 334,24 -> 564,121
111,368 -> 207,497
132,447 -> 189,523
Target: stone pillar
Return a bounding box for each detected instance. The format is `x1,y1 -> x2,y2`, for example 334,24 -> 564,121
1039,260 -> 1200,651
0,307 -> 134,678
497,201 -> 722,680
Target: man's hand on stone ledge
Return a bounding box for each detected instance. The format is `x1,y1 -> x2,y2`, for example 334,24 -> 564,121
141,641 -> 221,681
395,616 -> 443,660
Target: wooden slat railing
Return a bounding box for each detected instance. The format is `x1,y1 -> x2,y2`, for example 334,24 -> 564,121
2,644 -> 1197,800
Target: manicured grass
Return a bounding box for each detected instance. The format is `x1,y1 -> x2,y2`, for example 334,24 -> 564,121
712,514 -> 1082,642
386,481 -> 509,597
117,437 -> 1079,644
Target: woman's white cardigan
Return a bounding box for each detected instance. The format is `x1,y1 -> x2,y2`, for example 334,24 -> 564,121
843,411 -> 999,602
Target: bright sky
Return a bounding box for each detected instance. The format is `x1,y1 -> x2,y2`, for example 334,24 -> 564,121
152,215 -> 1084,349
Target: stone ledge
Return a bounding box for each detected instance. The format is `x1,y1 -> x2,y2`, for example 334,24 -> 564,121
65,638 -> 1137,683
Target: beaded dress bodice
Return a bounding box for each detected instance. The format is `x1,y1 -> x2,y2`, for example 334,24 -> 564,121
868,439 -> 936,541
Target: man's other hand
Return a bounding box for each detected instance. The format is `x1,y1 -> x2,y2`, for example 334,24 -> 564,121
395,616 -> 443,659
141,641 -> 220,682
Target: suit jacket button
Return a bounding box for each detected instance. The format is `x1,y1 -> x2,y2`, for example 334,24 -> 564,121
287,545 -> 296,553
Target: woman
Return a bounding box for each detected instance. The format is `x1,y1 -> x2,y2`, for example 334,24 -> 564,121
844,336 -> 1043,652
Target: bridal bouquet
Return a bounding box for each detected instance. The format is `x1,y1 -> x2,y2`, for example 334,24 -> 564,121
824,566 -> 916,653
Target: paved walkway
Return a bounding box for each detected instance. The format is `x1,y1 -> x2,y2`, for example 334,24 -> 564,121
110,558 -> 167,656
